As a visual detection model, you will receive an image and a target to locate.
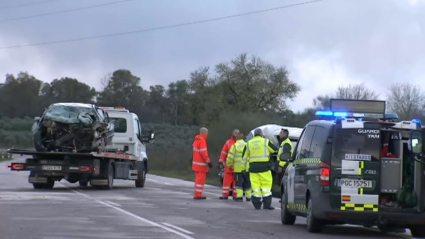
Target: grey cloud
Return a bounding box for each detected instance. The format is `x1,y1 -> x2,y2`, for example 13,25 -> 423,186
0,0 -> 424,111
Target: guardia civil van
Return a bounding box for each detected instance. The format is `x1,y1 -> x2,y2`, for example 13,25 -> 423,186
279,99 -> 425,237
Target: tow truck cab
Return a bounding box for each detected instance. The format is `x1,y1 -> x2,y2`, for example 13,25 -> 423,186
280,99 -> 425,237
100,107 -> 155,163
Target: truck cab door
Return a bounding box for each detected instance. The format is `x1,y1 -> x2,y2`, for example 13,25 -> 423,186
410,129 -> 425,156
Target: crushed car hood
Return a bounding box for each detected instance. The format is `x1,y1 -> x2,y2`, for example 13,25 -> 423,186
44,104 -> 94,126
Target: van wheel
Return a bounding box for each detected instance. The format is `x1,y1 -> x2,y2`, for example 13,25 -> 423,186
281,191 -> 296,225
410,225 -> 425,237
306,198 -> 324,233
135,168 -> 146,188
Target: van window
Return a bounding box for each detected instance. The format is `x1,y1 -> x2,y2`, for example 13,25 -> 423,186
334,128 -> 380,160
298,126 -> 316,159
110,117 -> 127,133
310,126 -> 327,158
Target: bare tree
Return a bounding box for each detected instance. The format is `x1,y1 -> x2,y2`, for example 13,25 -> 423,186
312,83 -> 379,110
335,83 -> 380,100
386,82 -> 425,120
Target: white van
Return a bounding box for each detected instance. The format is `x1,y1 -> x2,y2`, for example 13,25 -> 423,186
100,106 -> 154,163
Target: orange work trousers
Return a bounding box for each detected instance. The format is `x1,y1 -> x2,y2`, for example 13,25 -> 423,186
194,171 -> 207,198
222,172 -> 236,197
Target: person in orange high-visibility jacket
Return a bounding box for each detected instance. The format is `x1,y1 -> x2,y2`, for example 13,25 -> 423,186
218,129 -> 239,199
192,127 -> 212,200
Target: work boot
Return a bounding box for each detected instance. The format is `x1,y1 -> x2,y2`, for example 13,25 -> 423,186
262,195 -> 274,210
234,197 -> 243,202
194,196 -> 206,200
246,198 -> 251,202
219,196 -> 228,200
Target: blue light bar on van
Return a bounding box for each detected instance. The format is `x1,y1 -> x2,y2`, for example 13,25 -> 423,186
315,111 -> 348,117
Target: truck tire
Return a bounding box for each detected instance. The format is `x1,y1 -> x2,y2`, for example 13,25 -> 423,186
103,164 -> 114,190
410,225 -> 425,237
32,178 -> 54,189
281,189 -> 296,225
306,198 -> 324,233
79,181 -> 88,187
32,183 -> 44,189
135,167 -> 146,188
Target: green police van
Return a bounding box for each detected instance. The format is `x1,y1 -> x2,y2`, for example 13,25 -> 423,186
279,99 -> 425,237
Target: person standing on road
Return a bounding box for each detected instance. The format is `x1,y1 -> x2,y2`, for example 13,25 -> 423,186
218,129 -> 239,200
226,133 -> 251,202
277,128 -> 293,174
192,127 -> 212,200
242,128 -> 278,210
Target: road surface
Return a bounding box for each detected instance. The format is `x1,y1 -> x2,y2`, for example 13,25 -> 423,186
0,157 -> 414,239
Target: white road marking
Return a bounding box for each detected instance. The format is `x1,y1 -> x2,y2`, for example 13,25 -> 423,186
162,222 -> 194,235
146,178 -> 174,185
105,200 -> 121,207
62,185 -> 196,239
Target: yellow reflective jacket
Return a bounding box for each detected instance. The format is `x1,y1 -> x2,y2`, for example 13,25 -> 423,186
226,139 -> 247,173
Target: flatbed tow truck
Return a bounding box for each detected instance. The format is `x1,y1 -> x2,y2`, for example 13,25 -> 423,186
6,148 -> 147,190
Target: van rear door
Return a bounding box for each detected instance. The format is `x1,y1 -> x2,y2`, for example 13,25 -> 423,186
329,126 -> 381,212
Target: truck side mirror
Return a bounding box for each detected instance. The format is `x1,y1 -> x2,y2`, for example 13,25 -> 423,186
279,152 -> 291,161
141,131 -> 155,144
34,116 -> 40,122
410,130 -> 423,154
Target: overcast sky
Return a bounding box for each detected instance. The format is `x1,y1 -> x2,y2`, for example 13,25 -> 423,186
0,0 -> 424,112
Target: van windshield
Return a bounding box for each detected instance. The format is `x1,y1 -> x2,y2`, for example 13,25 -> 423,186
334,128 -> 380,160
109,117 -> 127,133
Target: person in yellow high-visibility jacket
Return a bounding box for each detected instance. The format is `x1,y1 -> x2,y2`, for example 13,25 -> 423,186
242,128 -> 278,210
277,128 -> 293,174
226,133 -> 251,202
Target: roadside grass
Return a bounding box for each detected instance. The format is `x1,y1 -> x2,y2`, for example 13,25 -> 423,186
0,158 -> 12,163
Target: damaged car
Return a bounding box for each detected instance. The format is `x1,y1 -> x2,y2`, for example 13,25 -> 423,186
32,103 -> 115,152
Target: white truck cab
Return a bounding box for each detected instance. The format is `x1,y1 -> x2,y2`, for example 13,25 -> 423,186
100,107 -> 155,162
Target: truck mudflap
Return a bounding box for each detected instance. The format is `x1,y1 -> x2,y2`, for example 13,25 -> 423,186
7,162 -> 99,175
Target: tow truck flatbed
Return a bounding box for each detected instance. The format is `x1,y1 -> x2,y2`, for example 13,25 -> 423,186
7,148 -> 140,161
6,148 -> 146,190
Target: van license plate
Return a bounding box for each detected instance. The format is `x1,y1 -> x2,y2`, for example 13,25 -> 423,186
42,165 -> 62,171
338,179 -> 372,188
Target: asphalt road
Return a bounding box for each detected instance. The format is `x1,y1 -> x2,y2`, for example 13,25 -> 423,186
0,157 -> 416,239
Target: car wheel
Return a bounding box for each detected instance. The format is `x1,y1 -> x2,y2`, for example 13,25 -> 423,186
281,190 -> 296,225
306,198 -> 324,233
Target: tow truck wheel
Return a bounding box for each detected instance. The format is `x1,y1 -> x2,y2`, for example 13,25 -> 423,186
306,198 -> 324,233
32,183 -> 44,189
44,178 -> 55,189
281,190 -> 296,225
79,181 -> 88,187
135,168 -> 146,188
409,225 -> 425,237
103,164 -> 114,190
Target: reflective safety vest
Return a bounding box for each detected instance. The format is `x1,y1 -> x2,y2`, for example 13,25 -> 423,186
192,133 -> 211,172
226,139 -> 247,173
243,136 -> 276,173
277,138 -> 293,167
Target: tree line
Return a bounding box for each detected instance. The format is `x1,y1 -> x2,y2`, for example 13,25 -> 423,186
1,52 -> 424,184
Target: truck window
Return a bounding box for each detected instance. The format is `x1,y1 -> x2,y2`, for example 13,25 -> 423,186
310,126 -> 327,158
96,108 -> 105,121
296,126 -> 316,160
334,128 -> 380,160
110,117 -> 127,133
134,117 -> 141,140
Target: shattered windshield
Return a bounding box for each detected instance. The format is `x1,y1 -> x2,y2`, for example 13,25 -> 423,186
44,105 -> 94,125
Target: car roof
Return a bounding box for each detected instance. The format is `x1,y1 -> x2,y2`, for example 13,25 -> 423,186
248,124 -> 304,139
51,102 -> 93,108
